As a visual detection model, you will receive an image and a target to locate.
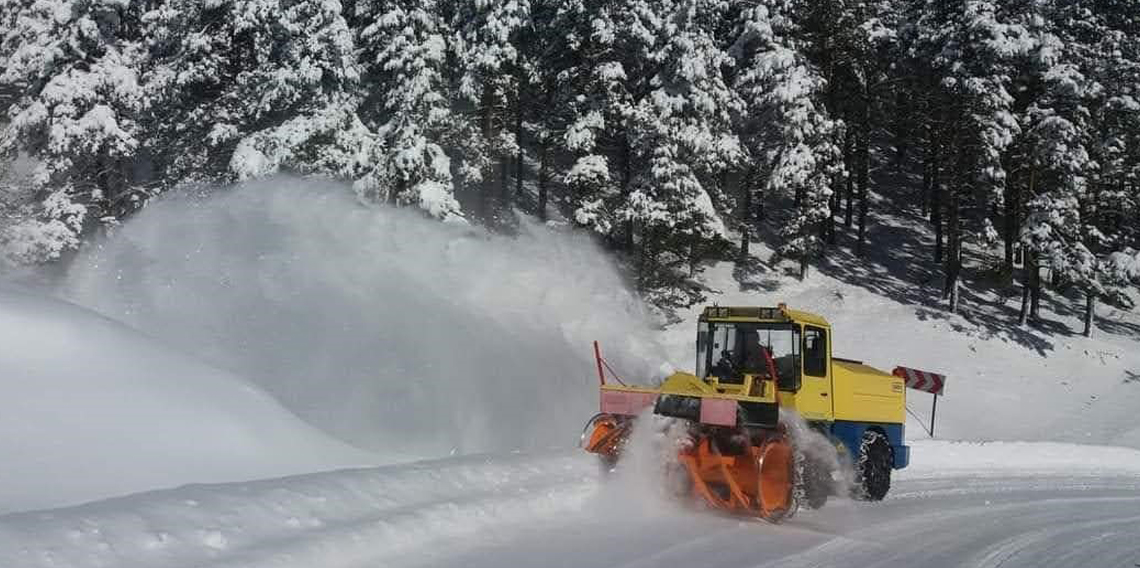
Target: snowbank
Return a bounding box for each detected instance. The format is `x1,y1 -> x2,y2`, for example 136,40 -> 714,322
0,286 -> 372,514
0,452 -> 597,568
903,440 -> 1140,478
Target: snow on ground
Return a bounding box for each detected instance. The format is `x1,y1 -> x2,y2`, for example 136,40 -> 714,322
1,442 -> 1138,568
0,452 -> 598,568
902,440 -> 1140,478
0,286 -> 374,514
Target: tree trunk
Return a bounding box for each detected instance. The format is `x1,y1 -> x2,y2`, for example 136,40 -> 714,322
932,145 -> 943,264
391,177 -> 404,206
500,157 -> 510,204
943,183 -> 960,306
1018,275 -> 1030,326
1007,158 -> 1026,276
800,253 -> 809,281
844,131 -> 855,228
856,93 -> 872,256
621,133 -> 634,250
1027,166 -> 1041,320
894,89 -> 907,175
1003,168 -> 1018,274
537,140 -> 548,222
479,84 -> 495,220
756,183 -> 766,225
856,131 -> 870,256
514,101 -> 524,203
636,227 -> 658,292
949,274 -> 960,313
1083,292 -> 1096,337
739,166 -> 754,261
1029,254 -> 1042,320
921,134 -> 932,218
827,181 -> 838,245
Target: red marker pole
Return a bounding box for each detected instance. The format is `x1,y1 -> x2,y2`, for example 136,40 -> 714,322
594,341 -> 606,386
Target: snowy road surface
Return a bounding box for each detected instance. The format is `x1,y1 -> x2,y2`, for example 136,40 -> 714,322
2,441 -> 1139,568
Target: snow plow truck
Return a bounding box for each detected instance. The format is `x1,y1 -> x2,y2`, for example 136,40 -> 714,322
582,304 -> 917,522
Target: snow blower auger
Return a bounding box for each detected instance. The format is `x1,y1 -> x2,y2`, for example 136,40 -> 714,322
582,305 -> 933,520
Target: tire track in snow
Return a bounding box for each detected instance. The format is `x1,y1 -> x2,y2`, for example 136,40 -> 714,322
413,472 -> 1140,568
968,512 -> 1140,568
754,494 -> 1140,568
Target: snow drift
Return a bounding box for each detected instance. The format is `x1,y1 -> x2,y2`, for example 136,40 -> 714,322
0,286 -> 371,514
61,178 -> 666,457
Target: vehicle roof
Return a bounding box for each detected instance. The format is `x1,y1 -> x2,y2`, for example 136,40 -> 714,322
699,305 -> 830,327
782,307 -> 830,327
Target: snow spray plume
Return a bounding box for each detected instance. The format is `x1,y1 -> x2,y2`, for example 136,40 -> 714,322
60,177 -> 667,457
780,408 -> 853,499
595,410 -> 691,518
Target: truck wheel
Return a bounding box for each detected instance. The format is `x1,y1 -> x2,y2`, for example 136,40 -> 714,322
802,454 -> 831,509
854,430 -> 892,501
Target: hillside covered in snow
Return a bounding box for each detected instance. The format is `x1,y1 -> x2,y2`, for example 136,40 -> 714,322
2,0 -> 1140,566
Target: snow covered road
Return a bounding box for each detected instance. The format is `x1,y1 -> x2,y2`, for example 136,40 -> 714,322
443,474 -> 1140,568
3,441 -> 1139,568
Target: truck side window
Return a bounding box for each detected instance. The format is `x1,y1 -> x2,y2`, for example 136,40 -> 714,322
803,326 -> 827,377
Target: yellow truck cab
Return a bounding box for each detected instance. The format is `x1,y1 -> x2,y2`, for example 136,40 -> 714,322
694,304 -> 910,473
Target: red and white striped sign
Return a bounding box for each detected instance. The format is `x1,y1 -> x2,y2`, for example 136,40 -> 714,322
893,366 -> 946,395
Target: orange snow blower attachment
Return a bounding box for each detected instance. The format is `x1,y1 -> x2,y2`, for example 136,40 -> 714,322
581,341 -> 795,521
581,413 -> 632,464
677,432 -> 794,519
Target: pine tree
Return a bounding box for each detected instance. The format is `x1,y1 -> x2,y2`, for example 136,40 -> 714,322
801,0 -> 897,257
624,0 -> 738,290
450,0 -> 531,223
907,0 -> 1029,313
356,0 -> 462,220
146,0 -> 360,185
0,0 -> 151,262
733,0 -> 845,279
557,0 -> 737,305
1042,0 -> 1140,334
515,1 -> 580,221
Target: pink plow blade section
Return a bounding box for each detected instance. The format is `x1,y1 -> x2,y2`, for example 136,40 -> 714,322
700,398 -> 737,426
600,390 -> 658,416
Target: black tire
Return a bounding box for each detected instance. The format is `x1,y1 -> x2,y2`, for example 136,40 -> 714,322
802,455 -> 831,509
854,430 -> 892,501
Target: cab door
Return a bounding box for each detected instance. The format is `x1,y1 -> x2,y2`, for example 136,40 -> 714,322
795,325 -> 834,421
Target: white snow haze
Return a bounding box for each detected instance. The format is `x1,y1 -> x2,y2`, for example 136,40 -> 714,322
59,177 -> 666,458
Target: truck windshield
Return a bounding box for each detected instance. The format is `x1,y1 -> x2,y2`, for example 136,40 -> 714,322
698,322 -> 800,389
